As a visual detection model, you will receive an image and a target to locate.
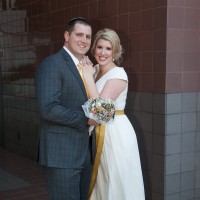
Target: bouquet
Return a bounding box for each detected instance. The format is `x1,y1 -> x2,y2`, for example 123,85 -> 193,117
82,97 -> 115,124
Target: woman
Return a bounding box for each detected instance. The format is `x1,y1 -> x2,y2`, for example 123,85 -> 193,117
82,28 -> 145,200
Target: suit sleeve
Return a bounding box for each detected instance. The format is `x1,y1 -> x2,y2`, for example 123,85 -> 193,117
35,58 -> 88,130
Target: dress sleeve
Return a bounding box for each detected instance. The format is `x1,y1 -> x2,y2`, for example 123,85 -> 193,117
107,67 -> 128,81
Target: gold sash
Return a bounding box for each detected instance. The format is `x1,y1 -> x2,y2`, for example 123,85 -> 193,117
88,110 -> 125,199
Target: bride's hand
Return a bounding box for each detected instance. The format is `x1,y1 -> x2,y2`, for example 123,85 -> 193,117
82,56 -> 95,77
83,56 -> 93,66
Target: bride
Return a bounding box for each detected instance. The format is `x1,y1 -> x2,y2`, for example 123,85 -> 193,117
82,28 -> 145,200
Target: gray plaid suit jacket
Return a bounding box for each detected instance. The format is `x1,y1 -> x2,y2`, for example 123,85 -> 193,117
35,48 -> 91,169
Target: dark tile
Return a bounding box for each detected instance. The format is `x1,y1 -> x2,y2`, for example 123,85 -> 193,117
88,1 -> 98,19
153,72 -> 166,93
141,73 -> 153,92
153,52 -> 166,73
71,0 -> 81,6
154,0 -> 167,8
127,72 -> 141,91
153,93 -> 165,114
118,0 -> 129,14
152,154 -> 164,174
57,0 -> 65,9
71,6 -> 81,18
129,52 -> 141,72
129,33 -> 140,53
118,14 -> 129,34
100,16 -> 118,31
141,9 -> 154,31
141,111 -> 153,132
153,134 -> 165,154
154,7 -> 167,29
141,92 -> 153,112
141,0 -> 154,10
129,0 -> 140,12
129,12 -> 141,33
153,30 -> 166,51
153,114 -> 165,133
141,52 -> 153,72
79,4 -> 89,19
152,171 -> 164,194
107,0 -> 118,16
141,31 -> 153,52
141,131 -> 153,152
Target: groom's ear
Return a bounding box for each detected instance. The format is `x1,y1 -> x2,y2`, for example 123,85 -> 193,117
64,31 -> 70,42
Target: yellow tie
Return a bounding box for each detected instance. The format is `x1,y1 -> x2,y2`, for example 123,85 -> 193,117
77,63 -> 88,97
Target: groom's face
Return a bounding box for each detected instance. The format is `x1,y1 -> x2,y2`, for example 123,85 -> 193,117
64,23 -> 92,60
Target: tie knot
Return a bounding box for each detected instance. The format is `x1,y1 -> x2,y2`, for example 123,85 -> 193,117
77,63 -> 82,69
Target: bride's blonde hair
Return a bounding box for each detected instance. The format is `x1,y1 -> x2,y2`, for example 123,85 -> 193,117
91,28 -> 123,65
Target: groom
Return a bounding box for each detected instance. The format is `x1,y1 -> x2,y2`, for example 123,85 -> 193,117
35,17 -> 96,200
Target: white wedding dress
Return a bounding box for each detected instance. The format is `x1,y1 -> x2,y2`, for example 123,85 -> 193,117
90,66 -> 145,200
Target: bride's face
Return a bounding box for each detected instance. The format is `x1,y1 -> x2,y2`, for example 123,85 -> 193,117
94,39 -> 113,67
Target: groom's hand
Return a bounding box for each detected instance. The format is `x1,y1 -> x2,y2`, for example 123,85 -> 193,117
88,118 -> 99,126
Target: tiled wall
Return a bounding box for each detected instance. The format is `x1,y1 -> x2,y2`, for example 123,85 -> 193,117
126,92 -> 200,200
0,67 -> 3,146
166,0 -> 200,92
165,93 -> 200,200
0,0 -> 200,200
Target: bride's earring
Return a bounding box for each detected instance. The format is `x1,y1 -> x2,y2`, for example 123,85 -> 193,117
112,58 -> 115,61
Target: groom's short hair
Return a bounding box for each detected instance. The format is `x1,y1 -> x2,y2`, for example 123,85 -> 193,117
66,17 -> 91,33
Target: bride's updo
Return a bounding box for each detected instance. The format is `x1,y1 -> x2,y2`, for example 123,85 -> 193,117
91,28 -> 124,65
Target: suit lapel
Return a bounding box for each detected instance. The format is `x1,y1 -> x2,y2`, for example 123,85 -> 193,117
60,49 -> 88,99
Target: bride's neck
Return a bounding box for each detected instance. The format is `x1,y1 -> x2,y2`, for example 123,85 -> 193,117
99,63 -> 115,76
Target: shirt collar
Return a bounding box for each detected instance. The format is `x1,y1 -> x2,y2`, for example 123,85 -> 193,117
63,46 -> 80,66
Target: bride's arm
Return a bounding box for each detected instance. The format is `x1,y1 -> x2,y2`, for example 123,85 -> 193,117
83,66 -> 99,99
100,79 -> 127,100
82,58 -> 126,100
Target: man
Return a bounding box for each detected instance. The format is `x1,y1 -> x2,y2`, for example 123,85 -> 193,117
35,17 -> 96,200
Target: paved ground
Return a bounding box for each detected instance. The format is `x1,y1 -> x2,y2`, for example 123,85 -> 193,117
0,148 -> 48,200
